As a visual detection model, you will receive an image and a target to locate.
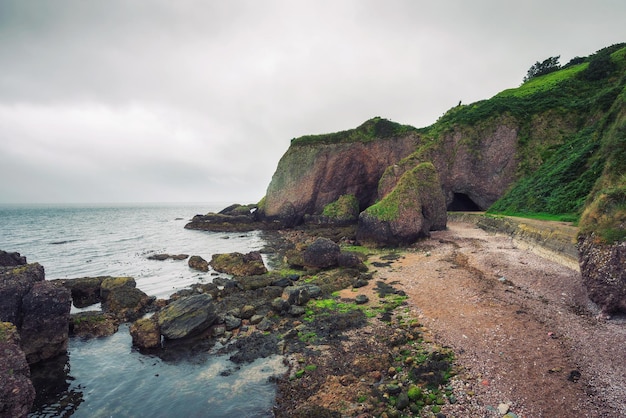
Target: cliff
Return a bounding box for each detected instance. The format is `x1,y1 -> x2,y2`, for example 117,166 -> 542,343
252,43 -> 626,312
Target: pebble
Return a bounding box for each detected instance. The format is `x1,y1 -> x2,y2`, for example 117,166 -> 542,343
497,403 -> 510,414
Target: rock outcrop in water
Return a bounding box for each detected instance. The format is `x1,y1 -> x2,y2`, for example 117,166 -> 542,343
0,322 -> 35,418
0,262 -> 71,364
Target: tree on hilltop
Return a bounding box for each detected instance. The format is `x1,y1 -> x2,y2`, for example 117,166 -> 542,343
523,55 -> 561,83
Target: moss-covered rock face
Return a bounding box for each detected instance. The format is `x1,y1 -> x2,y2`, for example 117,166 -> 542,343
357,162 -> 447,246
322,194 -> 360,221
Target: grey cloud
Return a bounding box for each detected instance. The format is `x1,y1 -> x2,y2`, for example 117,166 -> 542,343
0,0 -> 625,203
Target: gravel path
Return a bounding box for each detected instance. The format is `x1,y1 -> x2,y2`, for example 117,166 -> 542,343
374,220 -> 626,417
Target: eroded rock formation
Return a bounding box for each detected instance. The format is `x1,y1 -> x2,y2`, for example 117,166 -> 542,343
357,162 -> 447,246
578,235 -> 626,316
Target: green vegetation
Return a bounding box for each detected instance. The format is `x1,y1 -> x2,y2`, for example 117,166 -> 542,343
488,126 -> 604,219
291,117 -> 418,146
365,162 -> 439,221
322,194 -> 360,220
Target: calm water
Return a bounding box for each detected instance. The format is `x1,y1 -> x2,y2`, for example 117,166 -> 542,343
0,203 -> 284,417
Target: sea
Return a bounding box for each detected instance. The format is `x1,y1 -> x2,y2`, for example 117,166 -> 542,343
0,203 -> 285,418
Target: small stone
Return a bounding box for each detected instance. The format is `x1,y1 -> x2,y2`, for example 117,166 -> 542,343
249,314 -> 264,325
386,384 -> 402,395
355,294 -> 369,304
497,403 -> 510,414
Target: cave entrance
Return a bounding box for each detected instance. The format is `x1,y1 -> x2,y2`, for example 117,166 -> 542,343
447,193 -> 482,211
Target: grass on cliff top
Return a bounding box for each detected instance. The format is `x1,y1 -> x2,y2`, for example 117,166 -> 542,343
291,117 -> 418,146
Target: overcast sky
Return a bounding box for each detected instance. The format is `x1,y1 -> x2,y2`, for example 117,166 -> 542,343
0,0 -> 624,204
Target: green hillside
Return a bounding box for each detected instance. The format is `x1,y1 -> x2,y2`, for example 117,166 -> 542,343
429,43 -> 625,242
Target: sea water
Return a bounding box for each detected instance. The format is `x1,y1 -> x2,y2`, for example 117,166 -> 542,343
0,203 -> 284,417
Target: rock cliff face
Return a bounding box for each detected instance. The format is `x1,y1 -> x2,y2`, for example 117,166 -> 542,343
379,116 -> 521,210
258,115 -> 524,232
259,120 -> 421,226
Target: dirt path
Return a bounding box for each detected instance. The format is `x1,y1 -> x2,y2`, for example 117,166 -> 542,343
366,220 -> 626,417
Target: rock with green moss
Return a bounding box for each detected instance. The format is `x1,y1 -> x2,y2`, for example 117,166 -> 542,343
210,251 -> 267,276
157,294 -> 217,340
70,311 -> 119,338
357,162 -> 447,246
100,277 -> 152,322
130,316 -> 161,349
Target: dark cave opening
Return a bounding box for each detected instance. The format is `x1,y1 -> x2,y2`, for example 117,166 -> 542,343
447,192 -> 482,211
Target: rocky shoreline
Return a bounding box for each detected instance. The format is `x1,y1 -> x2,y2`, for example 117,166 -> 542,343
1,213 -> 624,417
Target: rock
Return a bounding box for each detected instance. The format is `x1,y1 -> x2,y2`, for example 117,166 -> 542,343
184,204 -> 267,232
20,281 -> 71,364
386,383 -> 402,395
148,253 -> 189,261
498,403 -> 510,415
256,317 -> 273,332
188,255 -> 209,272
357,162 -> 447,246
157,294 -> 217,340
396,392 -> 410,410
210,251 -> 268,276
56,276 -> 106,308
337,251 -> 366,270
302,238 -> 340,268
0,263 -> 45,325
578,235 -> 626,315
223,314 -> 242,331
271,297 -> 290,313
289,305 -> 306,316
282,284 -> 322,306
129,316 -> 161,349
0,322 -> 35,418
236,274 -> 275,291
100,277 -> 152,322
355,294 -> 369,305
249,314 -> 264,325
70,312 -> 119,338
0,250 -> 27,266
148,253 -> 170,261
239,305 -> 256,319
0,263 -> 71,364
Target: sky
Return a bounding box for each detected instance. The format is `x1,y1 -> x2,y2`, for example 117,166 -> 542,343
0,0 -> 625,205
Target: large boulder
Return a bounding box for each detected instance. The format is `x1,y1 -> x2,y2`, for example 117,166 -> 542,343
70,312 -> 119,338
157,294 -> 217,340
20,281 -> 71,364
0,264 -> 45,326
0,263 -> 71,364
0,250 -> 27,267
578,235 -> 626,316
357,162 -> 447,246
100,277 -> 152,322
56,276 -> 106,308
130,316 -> 161,349
210,251 -> 267,276
188,255 -> 209,272
302,238 -> 340,269
0,322 -> 35,418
